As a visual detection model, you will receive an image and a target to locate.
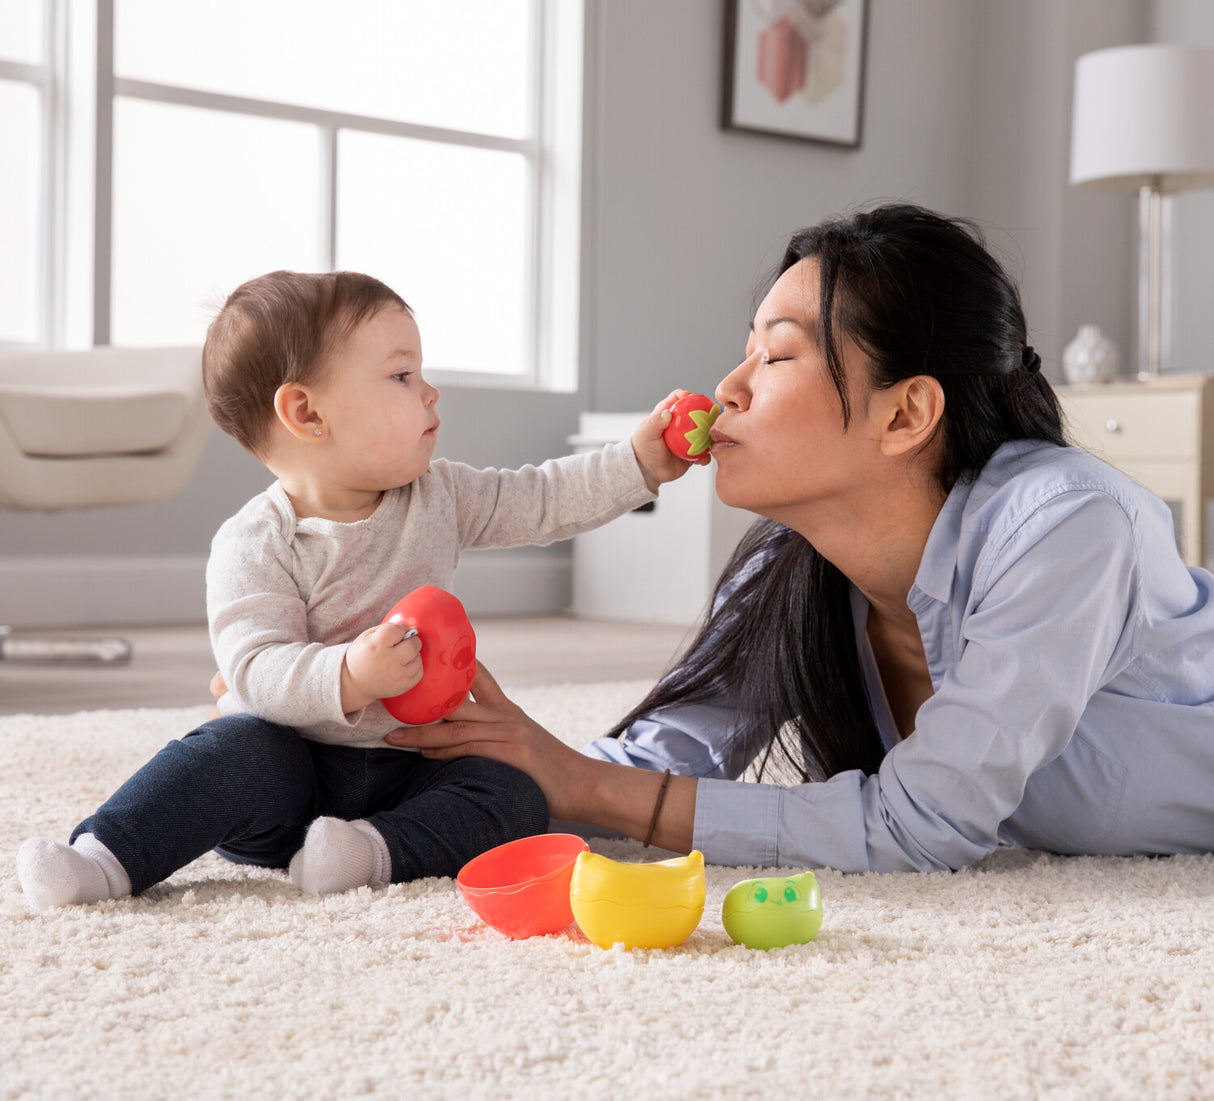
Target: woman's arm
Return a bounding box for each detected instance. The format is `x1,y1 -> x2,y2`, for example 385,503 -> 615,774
394,490 -> 1144,872
387,663 -> 698,851
578,758 -> 698,854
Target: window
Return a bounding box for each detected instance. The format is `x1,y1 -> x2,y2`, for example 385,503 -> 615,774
6,0 -> 584,389
0,4 -> 49,347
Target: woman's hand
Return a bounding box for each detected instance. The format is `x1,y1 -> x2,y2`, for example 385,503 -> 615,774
204,670 -> 228,720
386,663 -> 697,852
209,670 -> 227,701
385,662 -> 591,821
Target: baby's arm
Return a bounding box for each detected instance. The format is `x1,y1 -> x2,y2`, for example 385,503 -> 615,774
447,393 -> 708,552
206,521 -> 420,725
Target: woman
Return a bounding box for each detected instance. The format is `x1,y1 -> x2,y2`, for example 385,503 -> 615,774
390,203 -> 1214,873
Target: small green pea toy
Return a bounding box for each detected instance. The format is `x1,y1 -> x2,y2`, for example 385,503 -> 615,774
721,871 -> 823,950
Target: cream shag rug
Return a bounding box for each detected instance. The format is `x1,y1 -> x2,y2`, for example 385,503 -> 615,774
2,681 -> 1213,1101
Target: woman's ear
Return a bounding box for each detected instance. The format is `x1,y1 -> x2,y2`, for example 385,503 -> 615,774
273,383 -> 325,442
879,375 -> 945,457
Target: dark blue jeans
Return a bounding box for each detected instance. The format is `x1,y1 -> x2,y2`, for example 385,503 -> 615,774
72,714 -> 548,895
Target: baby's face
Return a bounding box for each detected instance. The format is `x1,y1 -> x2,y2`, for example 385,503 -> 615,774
311,306 -> 440,492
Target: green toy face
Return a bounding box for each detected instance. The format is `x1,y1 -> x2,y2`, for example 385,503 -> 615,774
721,871 -> 823,950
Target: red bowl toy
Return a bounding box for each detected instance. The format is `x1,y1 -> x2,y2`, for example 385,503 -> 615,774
457,833 -> 590,939
381,586 -> 476,725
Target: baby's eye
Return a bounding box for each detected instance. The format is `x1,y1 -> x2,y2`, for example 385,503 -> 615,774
391,372 -> 412,383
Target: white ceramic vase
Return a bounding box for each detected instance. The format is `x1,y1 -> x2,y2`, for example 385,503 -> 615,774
1063,324 -> 1119,385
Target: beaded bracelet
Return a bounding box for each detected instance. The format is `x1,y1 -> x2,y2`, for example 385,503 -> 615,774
643,769 -> 672,848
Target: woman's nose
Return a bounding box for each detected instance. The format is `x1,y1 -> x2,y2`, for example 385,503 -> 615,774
715,348 -> 765,409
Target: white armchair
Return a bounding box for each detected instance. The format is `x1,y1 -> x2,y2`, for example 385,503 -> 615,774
0,345 -> 211,662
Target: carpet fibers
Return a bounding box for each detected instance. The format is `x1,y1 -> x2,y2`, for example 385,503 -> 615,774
2,682 -> 1212,1100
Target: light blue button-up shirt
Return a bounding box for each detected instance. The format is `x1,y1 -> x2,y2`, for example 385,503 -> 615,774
583,440 -> 1214,872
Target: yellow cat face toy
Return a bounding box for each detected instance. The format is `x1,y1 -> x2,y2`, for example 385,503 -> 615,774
569,850 -> 706,950
721,871 -> 823,950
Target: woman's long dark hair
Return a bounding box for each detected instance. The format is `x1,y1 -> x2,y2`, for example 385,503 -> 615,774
608,203 -> 1067,782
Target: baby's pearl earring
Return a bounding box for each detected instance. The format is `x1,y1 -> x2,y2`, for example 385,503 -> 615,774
314,427 -> 323,436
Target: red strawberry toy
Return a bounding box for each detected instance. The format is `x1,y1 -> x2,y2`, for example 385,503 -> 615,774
663,393 -> 722,460
380,586 -> 476,725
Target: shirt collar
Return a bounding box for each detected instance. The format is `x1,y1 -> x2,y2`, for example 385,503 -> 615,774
909,440 -> 1041,610
909,472 -> 973,609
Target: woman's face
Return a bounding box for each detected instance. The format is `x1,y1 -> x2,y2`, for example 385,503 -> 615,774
710,258 -> 884,525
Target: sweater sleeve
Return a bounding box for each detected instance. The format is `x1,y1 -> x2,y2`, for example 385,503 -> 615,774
446,439 -> 656,550
206,511 -> 359,731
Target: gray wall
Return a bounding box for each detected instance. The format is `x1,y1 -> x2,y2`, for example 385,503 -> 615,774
1154,0 -> 1214,375
587,0 -> 974,412
4,0 -> 1211,626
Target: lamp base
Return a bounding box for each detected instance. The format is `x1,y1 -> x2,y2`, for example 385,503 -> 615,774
1136,184 -> 1171,380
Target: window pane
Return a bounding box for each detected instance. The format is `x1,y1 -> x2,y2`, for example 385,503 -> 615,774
115,0 -> 533,139
0,2 -> 41,64
110,98 -> 325,346
336,133 -> 529,376
0,80 -> 39,345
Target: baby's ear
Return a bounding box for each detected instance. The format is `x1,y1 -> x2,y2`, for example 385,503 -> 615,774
273,383 -> 325,441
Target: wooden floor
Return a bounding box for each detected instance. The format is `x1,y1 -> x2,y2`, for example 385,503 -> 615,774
0,617 -> 695,716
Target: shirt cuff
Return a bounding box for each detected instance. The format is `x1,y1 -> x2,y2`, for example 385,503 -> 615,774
693,777 -> 782,868
581,734 -> 670,772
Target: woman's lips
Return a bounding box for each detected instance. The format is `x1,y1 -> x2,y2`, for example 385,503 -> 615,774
709,427 -> 737,453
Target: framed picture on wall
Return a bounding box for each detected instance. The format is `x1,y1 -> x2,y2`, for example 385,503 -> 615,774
722,0 -> 869,147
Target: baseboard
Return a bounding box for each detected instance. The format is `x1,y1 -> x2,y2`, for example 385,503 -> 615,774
0,548 -> 573,628
0,555 -> 208,628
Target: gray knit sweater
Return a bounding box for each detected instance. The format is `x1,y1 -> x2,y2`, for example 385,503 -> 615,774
207,439 -> 654,747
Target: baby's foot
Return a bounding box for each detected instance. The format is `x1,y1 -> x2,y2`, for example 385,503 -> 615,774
17,835 -> 130,910
288,817 -> 390,895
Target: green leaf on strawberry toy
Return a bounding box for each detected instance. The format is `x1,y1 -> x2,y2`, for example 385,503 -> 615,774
663,394 -> 722,460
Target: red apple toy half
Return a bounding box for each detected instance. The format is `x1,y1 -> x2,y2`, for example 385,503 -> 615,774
380,586 -> 476,725
663,393 -> 722,460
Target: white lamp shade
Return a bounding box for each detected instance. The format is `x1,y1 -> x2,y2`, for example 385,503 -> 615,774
1070,44 -> 1214,193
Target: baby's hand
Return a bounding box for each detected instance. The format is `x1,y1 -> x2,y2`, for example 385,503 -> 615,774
340,621 -> 424,713
631,390 -> 708,493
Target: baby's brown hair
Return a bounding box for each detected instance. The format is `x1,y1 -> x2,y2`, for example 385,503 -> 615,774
202,270 -> 412,456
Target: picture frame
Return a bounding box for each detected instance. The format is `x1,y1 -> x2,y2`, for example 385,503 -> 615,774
722,0 -> 869,148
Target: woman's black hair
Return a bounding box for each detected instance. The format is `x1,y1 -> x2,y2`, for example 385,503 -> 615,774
608,203 -> 1067,782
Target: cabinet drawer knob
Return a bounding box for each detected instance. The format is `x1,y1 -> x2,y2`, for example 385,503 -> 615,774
1104,418 -> 1122,433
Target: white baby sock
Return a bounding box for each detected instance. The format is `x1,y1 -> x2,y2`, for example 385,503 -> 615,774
16,834 -> 132,910
288,817 -> 391,895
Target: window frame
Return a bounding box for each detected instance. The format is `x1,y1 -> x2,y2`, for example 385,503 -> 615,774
0,1 -> 64,348
35,0 -> 583,392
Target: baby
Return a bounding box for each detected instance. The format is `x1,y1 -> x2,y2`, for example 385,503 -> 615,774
18,270 -> 690,908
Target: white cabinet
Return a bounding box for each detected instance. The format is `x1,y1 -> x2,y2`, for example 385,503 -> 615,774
1058,374 -> 1214,571
568,413 -> 755,625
